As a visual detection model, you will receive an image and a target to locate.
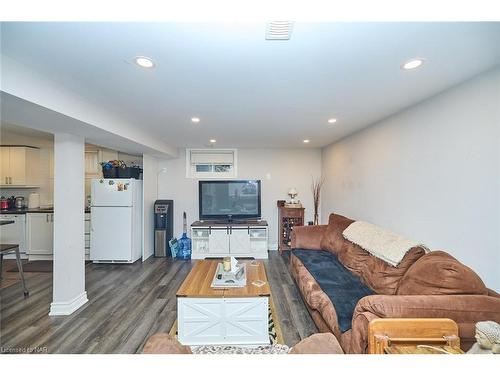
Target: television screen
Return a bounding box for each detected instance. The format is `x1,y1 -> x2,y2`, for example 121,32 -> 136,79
199,180 -> 261,220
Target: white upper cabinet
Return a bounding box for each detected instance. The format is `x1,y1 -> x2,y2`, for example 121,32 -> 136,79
48,149 -> 54,179
0,146 -> 40,187
85,150 -> 101,176
0,147 -> 10,184
84,148 -> 119,177
99,149 -> 118,164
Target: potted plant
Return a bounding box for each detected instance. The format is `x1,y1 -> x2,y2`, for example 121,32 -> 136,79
311,176 -> 325,225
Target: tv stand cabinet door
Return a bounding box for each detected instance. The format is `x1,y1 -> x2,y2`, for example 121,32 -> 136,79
208,228 -> 230,253
229,228 -> 251,254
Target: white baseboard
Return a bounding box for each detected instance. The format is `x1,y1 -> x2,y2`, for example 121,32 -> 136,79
28,254 -> 90,261
49,291 -> 88,316
3,253 -> 28,260
268,243 -> 278,251
28,254 -> 53,261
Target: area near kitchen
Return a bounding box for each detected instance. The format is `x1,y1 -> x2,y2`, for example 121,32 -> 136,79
0,124 -> 142,271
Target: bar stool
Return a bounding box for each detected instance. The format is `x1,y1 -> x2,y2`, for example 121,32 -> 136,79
0,244 -> 29,297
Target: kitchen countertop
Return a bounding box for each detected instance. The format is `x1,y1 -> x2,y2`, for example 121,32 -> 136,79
0,208 -> 92,214
0,207 -> 54,214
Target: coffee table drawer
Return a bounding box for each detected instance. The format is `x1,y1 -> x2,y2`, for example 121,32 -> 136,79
178,297 -> 269,346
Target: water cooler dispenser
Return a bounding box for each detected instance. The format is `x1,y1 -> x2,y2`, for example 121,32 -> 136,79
154,200 -> 173,257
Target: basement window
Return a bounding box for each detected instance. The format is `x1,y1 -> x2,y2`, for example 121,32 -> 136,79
186,149 -> 237,178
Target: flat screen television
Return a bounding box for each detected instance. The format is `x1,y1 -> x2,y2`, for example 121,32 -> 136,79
199,180 -> 261,221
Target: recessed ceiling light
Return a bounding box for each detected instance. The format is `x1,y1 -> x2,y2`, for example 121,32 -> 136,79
327,118 -> 337,124
191,117 -> 200,123
401,58 -> 425,70
209,139 -> 217,143
134,56 -> 155,68
303,139 -> 310,144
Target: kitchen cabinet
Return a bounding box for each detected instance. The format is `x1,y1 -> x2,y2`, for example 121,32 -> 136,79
99,149 -> 118,164
0,147 -> 10,185
26,213 -> 54,255
0,214 -> 26,255
48,149 -> 54,179
24,212 -> 89,258
85,213 -> 90,256
84,148 -> 118,200
85,151 -> 101,176
0,146 -> 40,187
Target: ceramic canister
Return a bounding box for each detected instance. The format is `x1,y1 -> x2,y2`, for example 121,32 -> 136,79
28,193 -> 40,209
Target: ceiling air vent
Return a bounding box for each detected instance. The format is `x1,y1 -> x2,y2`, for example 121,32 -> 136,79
265,21 -> 294,40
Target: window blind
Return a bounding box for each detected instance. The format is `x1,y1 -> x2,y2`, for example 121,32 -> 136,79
190,151 -> 234,165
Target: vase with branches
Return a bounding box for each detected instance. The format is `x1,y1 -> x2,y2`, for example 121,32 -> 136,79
311,176 -> 325,225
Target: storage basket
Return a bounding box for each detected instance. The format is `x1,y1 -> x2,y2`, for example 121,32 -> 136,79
102,166 -> 119,178
117,167 -> 142,179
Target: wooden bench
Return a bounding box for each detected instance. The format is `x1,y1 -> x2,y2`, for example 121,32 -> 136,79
368,318 -> 462,354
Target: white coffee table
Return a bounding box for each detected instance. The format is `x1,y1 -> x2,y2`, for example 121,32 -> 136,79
176,259 -> 271,346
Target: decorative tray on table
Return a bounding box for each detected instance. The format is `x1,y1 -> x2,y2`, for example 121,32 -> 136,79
211,263 -> 247,288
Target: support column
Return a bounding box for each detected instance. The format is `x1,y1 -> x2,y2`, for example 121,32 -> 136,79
142,154 -> 159,261
49,133 -> 88,315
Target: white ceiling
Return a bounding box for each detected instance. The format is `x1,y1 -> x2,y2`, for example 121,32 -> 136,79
0,122 -> 54,141
0,122 -> 137,155
2,22 -> 500,149
0,93 -> 169,156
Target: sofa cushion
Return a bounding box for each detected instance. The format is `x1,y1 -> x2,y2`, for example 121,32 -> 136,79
292,225 -> 328,250
338,239 -> 426,295
337,240 -> 370,277
396,251 -> 489,295
362,246 -> 426,295
292,249 -> 374,332
319,213 -> 354,255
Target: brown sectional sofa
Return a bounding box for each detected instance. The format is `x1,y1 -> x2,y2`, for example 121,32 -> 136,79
290,213 -> 500,354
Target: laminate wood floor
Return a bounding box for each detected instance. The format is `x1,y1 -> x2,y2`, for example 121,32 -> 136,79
0,251 -> 317,353
0,259 -> 38,290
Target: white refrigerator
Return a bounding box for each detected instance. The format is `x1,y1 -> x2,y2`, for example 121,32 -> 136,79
90,178 -> 143,263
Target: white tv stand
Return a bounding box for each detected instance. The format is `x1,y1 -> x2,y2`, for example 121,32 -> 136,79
190,220 -> 268,259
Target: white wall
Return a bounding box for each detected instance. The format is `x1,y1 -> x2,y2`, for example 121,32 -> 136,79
118,152 -> 143,167
321,67 -> 500,290
142,154 -> 158,260
158,148 -> 322,249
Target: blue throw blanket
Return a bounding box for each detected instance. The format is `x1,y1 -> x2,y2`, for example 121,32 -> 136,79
292,249 -> 374,333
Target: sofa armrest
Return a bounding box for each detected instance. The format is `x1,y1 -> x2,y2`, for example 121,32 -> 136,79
348,294 -> 500,354
291,225 -> 327,250
289,333 -> 344,354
